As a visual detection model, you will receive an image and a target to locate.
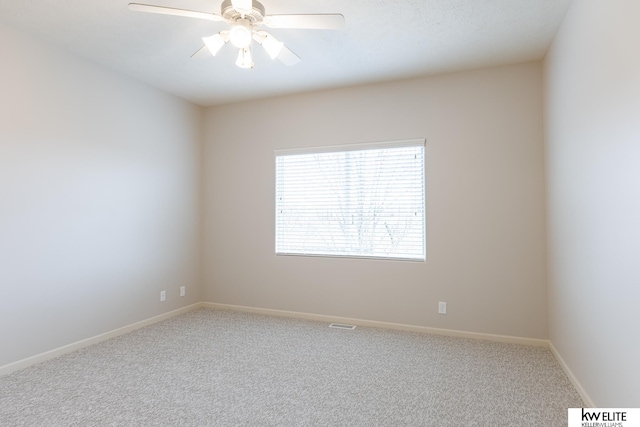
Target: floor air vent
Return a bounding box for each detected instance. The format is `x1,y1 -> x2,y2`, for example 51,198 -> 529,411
329,323 -> 356,330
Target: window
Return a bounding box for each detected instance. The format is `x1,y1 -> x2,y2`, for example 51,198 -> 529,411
275,139 -> 425,261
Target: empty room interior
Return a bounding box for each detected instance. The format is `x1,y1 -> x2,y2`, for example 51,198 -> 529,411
1,0 -> 639,424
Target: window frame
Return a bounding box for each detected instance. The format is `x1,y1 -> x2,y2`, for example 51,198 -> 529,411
274,139 -> 426,262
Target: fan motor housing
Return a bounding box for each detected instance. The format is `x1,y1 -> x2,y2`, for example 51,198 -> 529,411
221,0 -> 265,25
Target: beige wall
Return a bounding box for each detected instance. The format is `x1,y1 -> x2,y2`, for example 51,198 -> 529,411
544,0 -> 640,406
203,62 -> 548,339
0,25 -> 203,367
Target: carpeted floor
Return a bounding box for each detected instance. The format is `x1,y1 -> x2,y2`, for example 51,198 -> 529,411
0,308 -> 583,426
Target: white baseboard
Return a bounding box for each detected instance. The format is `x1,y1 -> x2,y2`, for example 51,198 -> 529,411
0,303 -> 203,377
202,302 -> 549,347
3,301 -> 573,384
548,341 -> 595,407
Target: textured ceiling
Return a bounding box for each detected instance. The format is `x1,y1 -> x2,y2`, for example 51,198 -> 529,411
0,0 -> 572,106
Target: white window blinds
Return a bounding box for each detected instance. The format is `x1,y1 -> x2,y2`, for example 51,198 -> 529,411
275,139 -> 425,261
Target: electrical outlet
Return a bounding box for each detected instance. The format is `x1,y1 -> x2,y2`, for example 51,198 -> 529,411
160,291 -> 166,302
180,286 -> 185,297
438,301 -> 447,315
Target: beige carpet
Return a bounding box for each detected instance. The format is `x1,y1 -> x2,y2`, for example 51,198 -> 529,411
0,308 -> 583,426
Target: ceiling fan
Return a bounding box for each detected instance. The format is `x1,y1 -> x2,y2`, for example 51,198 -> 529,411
128,0 -> 345,69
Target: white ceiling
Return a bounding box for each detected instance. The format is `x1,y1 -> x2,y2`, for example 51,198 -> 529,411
0,0 -> 572,106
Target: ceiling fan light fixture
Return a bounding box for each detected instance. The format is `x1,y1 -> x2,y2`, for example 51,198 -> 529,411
261,33 -> 283,59
202,33 -> 227,56
129,0 -> 342,69
236,48 -> 254,68
229,20 -> 252,48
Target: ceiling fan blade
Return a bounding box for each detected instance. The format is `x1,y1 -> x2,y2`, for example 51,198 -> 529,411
277,45 -> 301,66
253,31 -> 282,59
191,45 -> 212,59
263,14 -> 345,30
128,3 -> 223,22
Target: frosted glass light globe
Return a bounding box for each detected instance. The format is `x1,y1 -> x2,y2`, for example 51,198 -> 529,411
230,22 -> 252,48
